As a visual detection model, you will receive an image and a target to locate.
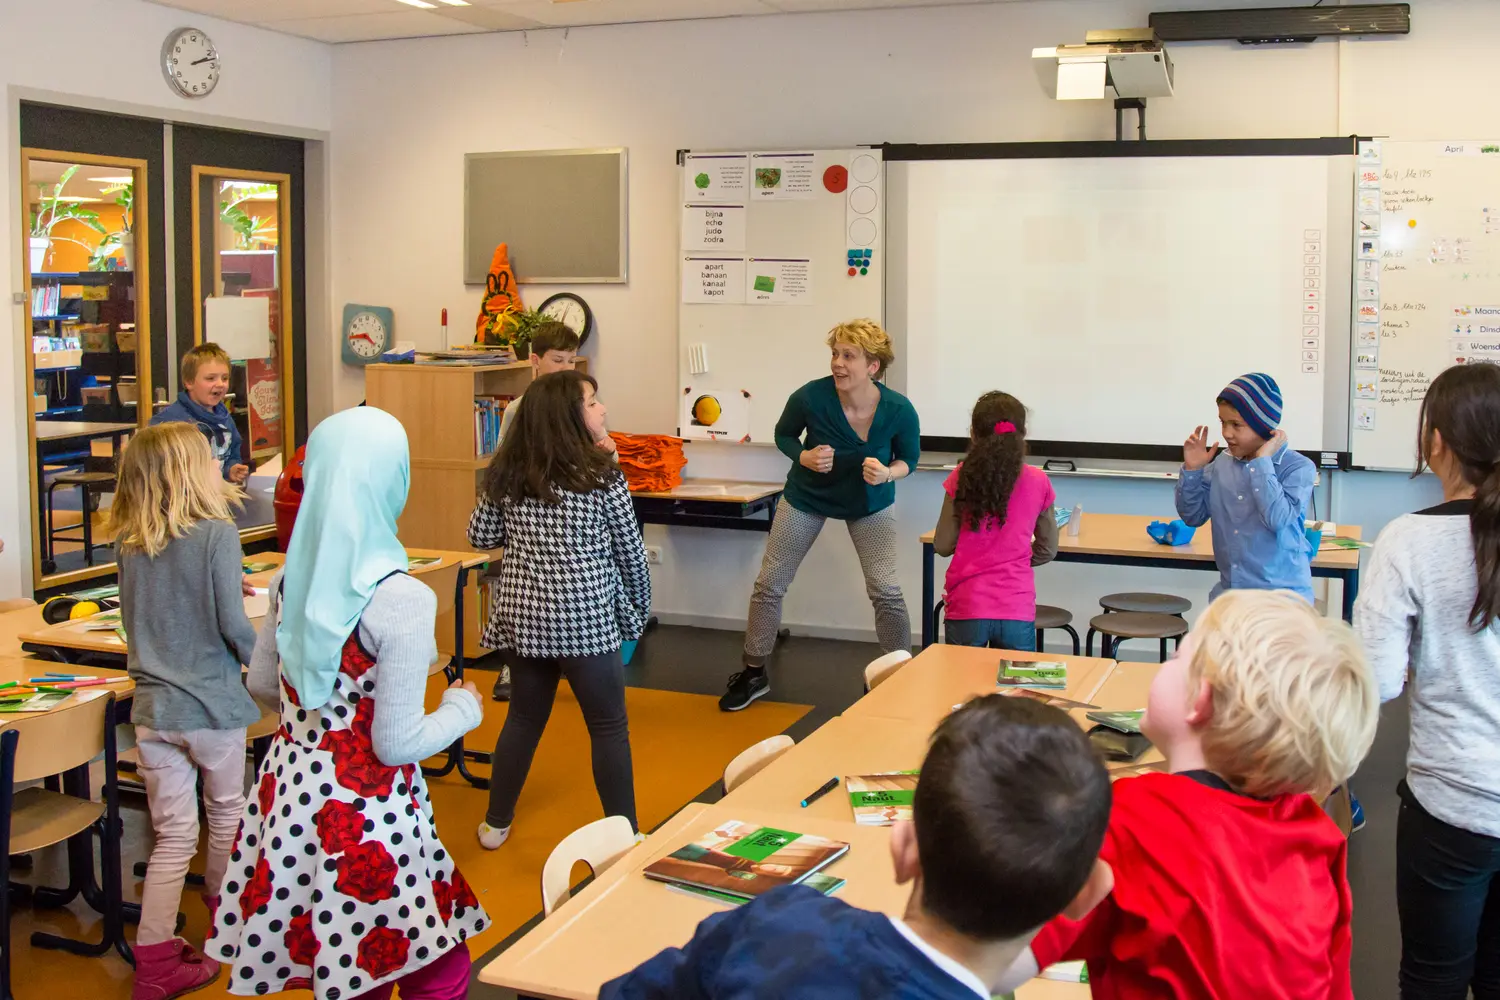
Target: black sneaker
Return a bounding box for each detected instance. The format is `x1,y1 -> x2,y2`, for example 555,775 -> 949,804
719,669 -> 769,712
492,665 -> 511,702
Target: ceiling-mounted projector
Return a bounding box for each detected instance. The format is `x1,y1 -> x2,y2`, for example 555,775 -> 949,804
1033,29 -> 1174,101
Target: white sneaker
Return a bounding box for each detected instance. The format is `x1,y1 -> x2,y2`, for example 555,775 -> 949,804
477,821 -> 512,850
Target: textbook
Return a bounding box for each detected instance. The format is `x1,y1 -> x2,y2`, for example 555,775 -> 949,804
668,871 -> 847,907
644,821 -> 849,901
846,771 -> 919,826
996,659 -> 1068,691
0,691 -> 72,713
1086,709 -> 1144,734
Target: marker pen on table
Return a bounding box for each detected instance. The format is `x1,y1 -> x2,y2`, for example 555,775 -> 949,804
800,777 -> 840,808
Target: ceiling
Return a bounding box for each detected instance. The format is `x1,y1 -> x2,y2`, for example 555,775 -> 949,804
144,0 -> 1009,44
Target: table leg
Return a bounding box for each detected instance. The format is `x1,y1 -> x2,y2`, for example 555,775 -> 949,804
1341,568 -> 1359,623
921,541 -> 935,649
424,564 -> 490,790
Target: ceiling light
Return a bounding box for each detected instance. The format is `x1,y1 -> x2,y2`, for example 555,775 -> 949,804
395,0 -> 438,7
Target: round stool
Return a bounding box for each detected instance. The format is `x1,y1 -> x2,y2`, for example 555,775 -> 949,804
1087,592 -> 1191,655
1088,611 -> 1189,662
1035,605 -> 1079,655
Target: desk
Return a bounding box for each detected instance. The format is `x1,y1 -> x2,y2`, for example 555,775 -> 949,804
630,479 -> 783,533
919,513 -> 1364,646
842,645 -> 1115,729
0,654 -> 133,711
478,802 -> 902,999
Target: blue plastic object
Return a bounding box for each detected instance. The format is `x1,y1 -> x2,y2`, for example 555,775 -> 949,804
621,639 -> 639,665
1304,526 -> 1323,556
1147,519 -> 1197,546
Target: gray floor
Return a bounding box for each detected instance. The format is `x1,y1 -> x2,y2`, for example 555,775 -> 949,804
472,625 -> 1410,999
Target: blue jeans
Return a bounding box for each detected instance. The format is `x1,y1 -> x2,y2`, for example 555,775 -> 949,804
944,618 -> 1036,651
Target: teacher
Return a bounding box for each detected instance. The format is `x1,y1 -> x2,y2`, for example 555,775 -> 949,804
720,319 -> 921,711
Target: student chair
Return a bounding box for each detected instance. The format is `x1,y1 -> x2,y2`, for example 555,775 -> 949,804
541,816 -> 637,916
43,469 -> 117,573
1086,592 -> 1191,656
1087,612 -> 1188,662
1035,605 -> 1081,655
723,735 -> 794,794
2,693 -> 132,980
863,649 -> 913,692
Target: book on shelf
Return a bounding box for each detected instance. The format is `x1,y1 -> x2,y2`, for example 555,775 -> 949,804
846,771 -> 919,826
644,821 -> 849,902
996,659 -> 1068,690
30,283 -> 62,317
667,870 -> 846,907
474,395 -> 515,458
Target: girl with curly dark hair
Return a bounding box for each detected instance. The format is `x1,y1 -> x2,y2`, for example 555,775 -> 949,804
932,392 -> 1060,650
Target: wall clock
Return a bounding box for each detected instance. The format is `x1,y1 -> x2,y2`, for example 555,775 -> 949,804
162,27 -> 221,99
538,292 -> 594,345
342,304 -> 394,366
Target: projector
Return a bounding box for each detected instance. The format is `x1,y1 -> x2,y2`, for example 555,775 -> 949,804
1033,29 -> 1174,101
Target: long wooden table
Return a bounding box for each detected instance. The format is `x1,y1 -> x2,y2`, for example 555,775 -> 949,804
480,643 -> 1148,999
0,653 -> 133,714
919,512 -> 1365,646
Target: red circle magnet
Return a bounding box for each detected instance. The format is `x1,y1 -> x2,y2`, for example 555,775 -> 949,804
823,165 -> 849,194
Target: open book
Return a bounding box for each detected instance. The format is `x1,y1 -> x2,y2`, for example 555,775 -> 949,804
644,821 -> 849,902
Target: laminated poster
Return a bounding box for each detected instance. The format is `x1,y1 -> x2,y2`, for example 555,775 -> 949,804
746,258 -> 811,305
682,204 -> 746,254
683,154 -> 749,203
749,152 -> 816,200
681,257 -> 746,305
680,387 -> 751,443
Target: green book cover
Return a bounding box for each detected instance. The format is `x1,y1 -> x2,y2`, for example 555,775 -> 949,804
997,659 -> 1068,690
846,771 -> 919,826
668,871 -> 846,907
0,691 -> 72,713
645,820 -> 849,901
1086,709 -> 1145,734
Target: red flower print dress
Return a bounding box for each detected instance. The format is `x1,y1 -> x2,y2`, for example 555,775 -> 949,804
208,629 -> 488,999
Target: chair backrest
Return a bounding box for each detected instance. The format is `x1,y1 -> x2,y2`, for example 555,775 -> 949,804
541,815 -> 636,916
8,692 -> 114,784
722,735 -> 794,794
864,649 -> 913,692
414,559 -> 461,618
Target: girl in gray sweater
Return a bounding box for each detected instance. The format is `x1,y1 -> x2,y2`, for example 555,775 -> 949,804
1355,362 -> 1500,1000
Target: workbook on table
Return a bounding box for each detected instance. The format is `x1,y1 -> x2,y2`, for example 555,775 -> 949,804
644,821 -> 849,901
0,691 -> 71,713
668,871 -> 846,907
996,660 -> 1068,691
846,771 -> 919,826
1086,709 -> 1144,734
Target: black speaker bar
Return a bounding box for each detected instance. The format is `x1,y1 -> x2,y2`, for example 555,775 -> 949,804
1149,4 -> 1410,44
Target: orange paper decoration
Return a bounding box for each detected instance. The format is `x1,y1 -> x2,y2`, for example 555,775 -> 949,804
475,243 -> 524,344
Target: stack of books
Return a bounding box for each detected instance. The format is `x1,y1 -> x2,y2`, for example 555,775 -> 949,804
416,347 -> 516,366
474,396 -> 514,457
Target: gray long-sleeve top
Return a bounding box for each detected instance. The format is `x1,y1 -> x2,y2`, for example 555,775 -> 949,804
247,571 -> 483,766
119,519 -> 260,731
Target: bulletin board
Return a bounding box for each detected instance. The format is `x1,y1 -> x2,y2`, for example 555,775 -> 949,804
677,148 -> 884,445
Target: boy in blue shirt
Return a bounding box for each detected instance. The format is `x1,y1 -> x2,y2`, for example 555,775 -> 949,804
599,695 -> 1115,1000
151,342 -> 247,484
1176,373 -> 1316,603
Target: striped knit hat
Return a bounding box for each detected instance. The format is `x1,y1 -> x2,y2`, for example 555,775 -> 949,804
1218,373 -> 1282,441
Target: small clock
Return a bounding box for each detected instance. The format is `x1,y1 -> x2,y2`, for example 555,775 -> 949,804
162,27 -> 221,100
538,292 -> 594,345
341,304 -> 394,366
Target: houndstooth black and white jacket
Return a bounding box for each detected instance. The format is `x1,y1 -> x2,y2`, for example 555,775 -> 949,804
467,471 -> 651,657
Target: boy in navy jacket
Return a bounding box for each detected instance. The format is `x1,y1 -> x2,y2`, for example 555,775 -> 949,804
152,342 -> 247,483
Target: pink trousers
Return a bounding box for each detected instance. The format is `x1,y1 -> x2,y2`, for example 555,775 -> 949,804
350,944 -> 472,1000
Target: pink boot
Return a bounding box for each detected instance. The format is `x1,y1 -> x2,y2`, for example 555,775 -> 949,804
131,938 -> 221,1000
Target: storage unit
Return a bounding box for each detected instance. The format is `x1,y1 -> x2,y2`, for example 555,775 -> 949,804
30,271 -> 140,426
366,358 -> 587,658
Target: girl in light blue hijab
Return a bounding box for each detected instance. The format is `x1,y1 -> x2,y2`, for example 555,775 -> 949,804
216,405 -> 489,998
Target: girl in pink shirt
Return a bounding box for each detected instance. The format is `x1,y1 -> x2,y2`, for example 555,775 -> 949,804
933,392 -> 1059,650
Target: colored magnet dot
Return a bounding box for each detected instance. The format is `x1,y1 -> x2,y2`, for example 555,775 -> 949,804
863,249 -> 873,258
860,268 -> 868,275
1409,219 -> 1417,228
849,267 -> 858,276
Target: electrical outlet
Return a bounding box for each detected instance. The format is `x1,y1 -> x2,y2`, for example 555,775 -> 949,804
645,545 -> 663,565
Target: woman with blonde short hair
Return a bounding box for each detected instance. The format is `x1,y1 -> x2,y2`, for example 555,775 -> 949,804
720,319 -> 921,711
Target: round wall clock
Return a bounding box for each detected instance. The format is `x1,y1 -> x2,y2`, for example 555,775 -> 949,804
341,304 -> 394,366
538,292 -> 594,345
162,27 -> 221,99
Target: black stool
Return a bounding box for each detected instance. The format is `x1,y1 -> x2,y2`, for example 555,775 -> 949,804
1035,605 -> 1080,655
1087,612 -> 1189,662
44,471 -> 117,572
1087,592 -> 1191,656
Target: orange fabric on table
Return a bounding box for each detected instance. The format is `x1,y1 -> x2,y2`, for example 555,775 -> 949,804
611,433 -> 687,493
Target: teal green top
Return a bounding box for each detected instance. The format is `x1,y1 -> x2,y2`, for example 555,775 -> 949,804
775,377 -> 921,520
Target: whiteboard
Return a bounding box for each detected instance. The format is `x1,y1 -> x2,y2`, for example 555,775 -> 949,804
677,149 -> 884,446
1350,141 -> 1500,470
885,146 -> 1355,457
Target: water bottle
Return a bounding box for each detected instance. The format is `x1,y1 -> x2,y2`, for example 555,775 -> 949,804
1068,503 -> 1083,537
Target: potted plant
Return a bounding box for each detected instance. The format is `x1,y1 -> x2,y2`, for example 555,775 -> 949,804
29,165 -> 106,273
101,179 -> 134,270
219,182 -> 279,250
503,308 -> 545,359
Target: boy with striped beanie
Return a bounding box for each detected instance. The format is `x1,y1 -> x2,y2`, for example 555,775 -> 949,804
1175,373 -> 1316,602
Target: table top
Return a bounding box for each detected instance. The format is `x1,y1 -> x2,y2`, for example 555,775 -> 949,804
34,420 -> 137,442
0,653 -> 133,714
630,479 -> 783,503
920,512 -> 1362,571
477,801 -> 907,999
841,645 -> 1116,727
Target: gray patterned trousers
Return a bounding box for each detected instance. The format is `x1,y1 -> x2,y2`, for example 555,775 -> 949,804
743,501 -> 910,664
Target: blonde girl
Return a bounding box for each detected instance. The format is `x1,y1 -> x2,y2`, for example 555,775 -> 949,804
112,422 -> 261,1000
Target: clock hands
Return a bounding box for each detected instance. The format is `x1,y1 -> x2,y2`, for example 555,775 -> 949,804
191,56 -> 216,65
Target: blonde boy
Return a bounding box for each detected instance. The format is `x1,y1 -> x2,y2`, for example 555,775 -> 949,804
151,342 -> 248,484
1001,590 -> 1378,999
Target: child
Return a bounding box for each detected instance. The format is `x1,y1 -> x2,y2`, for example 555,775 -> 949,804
933,391 -> 1057,650
208,406 -> 488,1000
600,694 -> 1115,999
1175,373 -> 1316,602
1003,590 -> 1378,999
468,370 -> 651,850
152,342 -> 249,484
1355,362 -> 1500,998
111,422 -> 260,1000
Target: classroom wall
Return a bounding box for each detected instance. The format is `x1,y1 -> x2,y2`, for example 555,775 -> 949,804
316,0 -> 1474,644
0,0 -> 333,598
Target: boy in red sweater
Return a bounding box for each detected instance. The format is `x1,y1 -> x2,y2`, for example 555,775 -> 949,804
998,589 -> 1379,999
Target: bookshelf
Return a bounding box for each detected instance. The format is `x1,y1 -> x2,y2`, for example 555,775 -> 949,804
365,358 -> 588,658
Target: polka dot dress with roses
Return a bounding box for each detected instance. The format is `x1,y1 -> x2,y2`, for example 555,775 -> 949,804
208,631 -> 488,999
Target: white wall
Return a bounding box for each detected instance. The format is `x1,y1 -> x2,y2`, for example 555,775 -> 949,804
315,0 -> 1474,646
1,0 -> 334,597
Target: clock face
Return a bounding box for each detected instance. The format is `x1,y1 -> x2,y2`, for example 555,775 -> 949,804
162,28 -> 221,99
346,312 -> 388,358
539,293 -> 592,340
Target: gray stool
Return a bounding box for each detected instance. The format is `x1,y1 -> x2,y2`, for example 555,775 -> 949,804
1035,605 -> 1080,655
1087,592 -> 1190,655
1088,612 -> 1189,662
